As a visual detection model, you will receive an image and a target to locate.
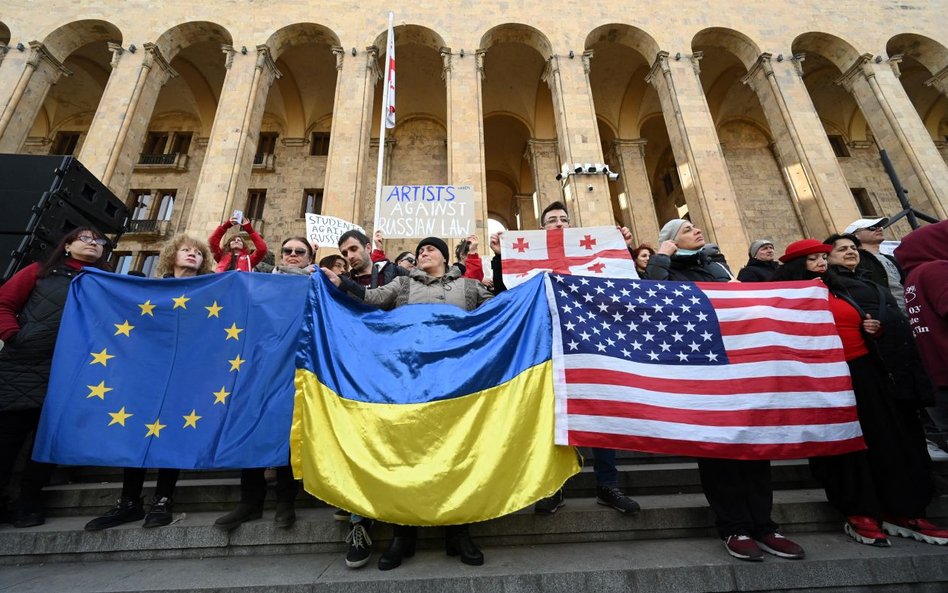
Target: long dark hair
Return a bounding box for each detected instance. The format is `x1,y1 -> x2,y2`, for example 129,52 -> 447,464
771,257 -> 815,282
39,227 -> 112,277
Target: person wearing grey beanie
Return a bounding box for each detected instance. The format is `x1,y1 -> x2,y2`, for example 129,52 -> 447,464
645,219 -> 731,282
737,239 -> 778,283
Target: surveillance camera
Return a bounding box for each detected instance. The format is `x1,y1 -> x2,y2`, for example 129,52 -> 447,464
587,184 -> 594,192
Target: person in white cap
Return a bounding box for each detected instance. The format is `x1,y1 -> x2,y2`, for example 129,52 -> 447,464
843,217 -> 905,313
737,239 -> 779,282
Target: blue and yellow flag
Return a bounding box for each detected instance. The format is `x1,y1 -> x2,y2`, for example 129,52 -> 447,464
33,268 -> 309,469
291,273 -> 579,526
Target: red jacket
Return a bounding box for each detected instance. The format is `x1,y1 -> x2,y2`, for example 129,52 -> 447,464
209,221 -> 268,272
895,220 -> 948,389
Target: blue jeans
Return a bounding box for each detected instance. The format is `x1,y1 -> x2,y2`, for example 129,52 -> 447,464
591,448 -> 617,488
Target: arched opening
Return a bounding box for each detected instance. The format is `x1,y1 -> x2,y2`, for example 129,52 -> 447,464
22,20 -> 122,157
481,24 -> 560,224
887,34 -> 948,168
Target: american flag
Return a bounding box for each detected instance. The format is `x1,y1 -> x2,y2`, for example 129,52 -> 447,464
501,227 -> 638,289
545,275 -> 865,460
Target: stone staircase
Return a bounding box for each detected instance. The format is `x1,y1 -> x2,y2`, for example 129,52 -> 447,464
1,455 -> 947,592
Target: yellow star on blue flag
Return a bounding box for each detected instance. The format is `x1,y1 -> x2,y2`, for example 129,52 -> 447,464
33,269 -> 310,469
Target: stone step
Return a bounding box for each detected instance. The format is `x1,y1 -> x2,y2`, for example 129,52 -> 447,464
3,490 -> 946,566
42,459 -> 822,516
1,533 -> 946,593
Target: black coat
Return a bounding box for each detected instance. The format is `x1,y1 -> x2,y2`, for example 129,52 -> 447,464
0,265 -> 80,411
737,258 -> 779,283
644,251 -> 732,282
827,265 -> 934,406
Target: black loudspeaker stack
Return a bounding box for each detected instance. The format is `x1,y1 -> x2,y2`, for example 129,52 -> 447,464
0,155 -> 130,283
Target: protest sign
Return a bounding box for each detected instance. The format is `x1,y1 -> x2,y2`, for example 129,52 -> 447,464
305,214 -> 364,247
377,185 -> 474,238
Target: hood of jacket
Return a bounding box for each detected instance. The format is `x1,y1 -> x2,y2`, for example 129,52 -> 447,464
895,220 -> 948,275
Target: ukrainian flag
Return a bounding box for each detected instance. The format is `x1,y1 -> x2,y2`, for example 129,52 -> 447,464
291,273 -> 578,526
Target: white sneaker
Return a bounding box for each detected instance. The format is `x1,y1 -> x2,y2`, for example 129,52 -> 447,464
927,440 -> 948,461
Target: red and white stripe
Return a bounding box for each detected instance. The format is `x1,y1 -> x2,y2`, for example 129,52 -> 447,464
551,280 -> 865,460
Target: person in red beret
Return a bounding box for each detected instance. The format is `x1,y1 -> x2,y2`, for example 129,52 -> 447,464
773,239 -> 947,547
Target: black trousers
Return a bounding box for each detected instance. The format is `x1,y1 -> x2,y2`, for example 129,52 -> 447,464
239,465 -> 298,506
810,355 -> 932,518
697,458 -> 777,539
0,408 -> 55,507
121,467 -> 180,500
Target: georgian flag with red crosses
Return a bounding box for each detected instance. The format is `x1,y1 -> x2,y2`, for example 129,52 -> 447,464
500,226 -> 639,289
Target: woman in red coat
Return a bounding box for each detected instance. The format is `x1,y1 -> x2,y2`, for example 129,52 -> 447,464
208,216 -> 267,272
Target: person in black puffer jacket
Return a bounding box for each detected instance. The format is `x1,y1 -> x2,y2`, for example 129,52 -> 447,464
644,219 -> 805,562
737,239 -> 780,283
0,227 -> 112,527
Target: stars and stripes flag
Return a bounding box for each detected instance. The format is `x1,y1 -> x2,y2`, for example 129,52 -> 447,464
545,275 -> 866,460
501,226 -> 638,289
384,13 -> 396,129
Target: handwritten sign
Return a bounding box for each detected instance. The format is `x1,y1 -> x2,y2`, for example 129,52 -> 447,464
305,214 -> 364,248
377,185 -> 474,238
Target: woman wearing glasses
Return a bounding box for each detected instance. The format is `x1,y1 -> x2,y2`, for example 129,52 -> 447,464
0,228 -> 112,527
213,236 -> 315,532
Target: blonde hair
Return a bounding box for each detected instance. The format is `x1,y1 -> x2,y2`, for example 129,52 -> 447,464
156,234 -> 215,277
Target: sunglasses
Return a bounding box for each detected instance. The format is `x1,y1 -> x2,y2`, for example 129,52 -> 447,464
398,256 -> 416,264
863,225 -> 883,231
282,247 -> 309,256
77,235 -> 108,246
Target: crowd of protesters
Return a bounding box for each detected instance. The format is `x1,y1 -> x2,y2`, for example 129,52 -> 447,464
0,203 -> 946,571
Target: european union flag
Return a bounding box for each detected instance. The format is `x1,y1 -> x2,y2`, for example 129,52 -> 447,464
33,268 -> 309,469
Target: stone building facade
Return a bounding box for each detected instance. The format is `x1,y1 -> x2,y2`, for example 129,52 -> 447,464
1,1 -> 946,270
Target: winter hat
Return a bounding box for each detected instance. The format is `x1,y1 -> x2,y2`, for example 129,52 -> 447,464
658,219 -> 688,243
779,239 -> 832,263
748,239 -> 774,258
415,237 -> 449,263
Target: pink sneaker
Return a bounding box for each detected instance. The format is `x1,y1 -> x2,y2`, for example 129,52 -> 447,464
882,517 -> 948,546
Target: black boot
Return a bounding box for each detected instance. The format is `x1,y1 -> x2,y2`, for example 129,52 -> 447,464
446,525 -> 483,566
274,501 -> 296,528
214,502 -> 263,530
84,497 -> 144,531
378,526 -> 417,571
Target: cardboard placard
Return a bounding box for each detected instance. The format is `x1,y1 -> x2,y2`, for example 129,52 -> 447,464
305,214 -> 365,248
377,185 -> 474,238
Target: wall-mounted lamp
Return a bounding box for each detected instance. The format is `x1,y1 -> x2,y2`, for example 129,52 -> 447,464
459,48 -> 465,58
568,50 -> 575,59
16,42 -> 25,51
128,44 -> 136,53
674,52 -> 681,60
776,54 -> 784,62
351,47 -> 357,56
241,46 -> 248,55
874,55 -> 883,63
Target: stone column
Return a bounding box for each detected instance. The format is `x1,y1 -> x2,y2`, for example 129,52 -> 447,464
742,53 -> 859,237
0,41 -> 72,153
610,139 -> 659,246
542,51 -> 613,226
838,55 -> 948,220
515,193 -> 538,230
187,45 -> 282,234
443,47 -> 488,244
645,50 -> 748,260
323,45 -> 378,225
78,42 -> 177,198
525,138 -> 563,214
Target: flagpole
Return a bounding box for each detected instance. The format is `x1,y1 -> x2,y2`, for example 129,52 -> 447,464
372,11 -> 394,245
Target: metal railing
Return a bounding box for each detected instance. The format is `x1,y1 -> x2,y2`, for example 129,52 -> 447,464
126,219 -> 167,234
138,153 -> 178,165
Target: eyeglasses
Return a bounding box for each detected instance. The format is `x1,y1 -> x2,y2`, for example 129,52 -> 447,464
282,247 -> 308,256
77,235 -> 108,246
397,256 -> 416,264
544,216 -> 570,225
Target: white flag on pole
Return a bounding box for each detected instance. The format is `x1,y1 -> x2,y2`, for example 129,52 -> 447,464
384,17 -> 396,129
